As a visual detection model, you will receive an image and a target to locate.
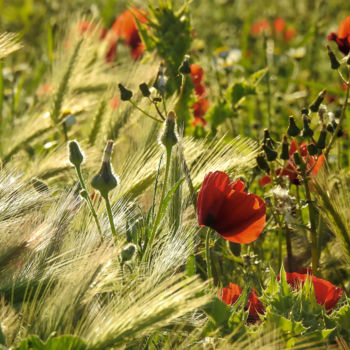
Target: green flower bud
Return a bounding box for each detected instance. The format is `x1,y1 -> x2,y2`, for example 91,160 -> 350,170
316,125 -> 327,149
287,116 -> 301,137
118,83 -> 133,101
121,243 -> 137,262
139,83 -> 151,97
68,140 -> 84,168
327,45 -> 340,70
256,153 -> 270,173
160,111 -> 178,152
179,55 -> 191,74
302,116 -> 314,138
280,136 -> 290,160
91,141 -> 118,197
309,89 -> 326,113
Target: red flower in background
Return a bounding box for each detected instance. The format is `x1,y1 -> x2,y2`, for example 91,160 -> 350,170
276,139 -> 324,185
281,272 -> 343,312
274,18 -> 286,33
190,63 -> 210,126
328,16 -> 350,55
251,19 -> 270,35
111,8 -> 148,60
197,171 -> 266,244
259,175 -> 272,187
251,18 -> 295,42
218,283 -> 265,323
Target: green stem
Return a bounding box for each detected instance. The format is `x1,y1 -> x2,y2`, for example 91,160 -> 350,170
145,148 -> 172,259
304,180 -> 318,276
129,100 -> 162,123
103,193 -> 117,245
75,165 -> 104,242
205,227 -> 212,282
285,224 -> 293,272
324,67 -> 350,158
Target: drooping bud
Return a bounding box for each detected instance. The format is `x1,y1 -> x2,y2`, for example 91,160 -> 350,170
91,140 -> 118,197
256,153 -> 270,173
280,135 -> 290,160
307,143 -> 318,156
287,116 -> 300,137
309,89 -> 326,113
121,243 -> 137,262
139,83 -> 151,97
327,45 -> 340,70
160,111 -> 178,152
316,125 -> 327,149
179,55 -> 191,74
263,129 -> 276,148
68,140 -> 84,168
118,84 -> 133,101
302,115 -> 314,138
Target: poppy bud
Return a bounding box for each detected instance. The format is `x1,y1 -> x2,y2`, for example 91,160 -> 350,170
307,144 -> 318,156
91,140 -> 118,197
118,83 -> 133,101
309,89 -> 326,113
280,136 -> 290,160
263,144 -> 278,161
293,152 -> 302,166
179,55 -> 191,74
316,125 -> 327,149
68,140 -> 84,168
327,45 -> 340,70
121,243 -> 136,262
139,83 -> 151,97
287,116 -> 300,137
263,129 -> 276,148
160,111 -> 178,152
256,153 -> 270,173
302,116 -> 314,138
327,123 -> 334,133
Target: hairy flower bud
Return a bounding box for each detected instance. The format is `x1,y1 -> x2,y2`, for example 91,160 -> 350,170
160,111 -> 178,152
287,116 -> 300,137
309,89 -> 326,113
316,125 -> 327,149
139,83 -> 151,97
302,116 -> 314,138
307,143 -> 318,156
256,153 -> 270,173
263,144 -> 278,161
118,83 -> 133,101
280,136 -> 290,160
91,140 -> 118,197
263,129 -> 276,148
68,140 -> 84,168
179,55 -> 191,74
327,45 -> 340,70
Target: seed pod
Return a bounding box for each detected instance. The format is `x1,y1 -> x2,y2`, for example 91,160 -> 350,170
118,83 -> 133,101
68,140 -> 84,168
256,153 -> 270,173
302,115 -> 314,138
316,125 -> 327,149
139,83 -> 151,97
309,89 -> 326,113
280,136 -> 290,160
160,111 -> 178,152
91,141 -> 118,197
287,116 -> 301,137
327,45 -> 340,70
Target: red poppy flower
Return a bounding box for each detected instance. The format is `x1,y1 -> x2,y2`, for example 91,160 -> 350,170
281,272 -> 343,311
284,27 -> 296,42
197,171 -> 266,244
191,98 -> 209,126
218,283 -> 265,322
251,19 -> 270,35
328,16 -> 350,55
276,139 -> 324,185
259,175 -> 272,187
111,8 -> 148,60
190,64 -> 204,85
274,18 -> 286,33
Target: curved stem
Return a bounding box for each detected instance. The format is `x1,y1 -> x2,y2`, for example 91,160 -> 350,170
129,100 -> 162,123
75,165 -> 103,242
103,193 -> 117,245
205,227 -> 212,283
145,148 -> 172,259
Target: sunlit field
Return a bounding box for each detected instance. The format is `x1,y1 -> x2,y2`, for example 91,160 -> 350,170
1,0 -> 350,348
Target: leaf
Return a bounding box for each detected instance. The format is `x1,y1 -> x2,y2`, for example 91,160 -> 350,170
227,82 -> 256,107
15,335 -> 87,350
204,296 -> 232,326
249,67 -> 268,85
266,313 -> 307,336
